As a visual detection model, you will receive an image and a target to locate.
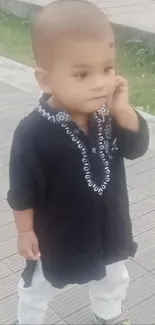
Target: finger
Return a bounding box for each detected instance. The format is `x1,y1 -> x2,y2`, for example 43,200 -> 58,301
32,242 -> 41,258
105,81 -> 115,109
115,76 -> 127,88
22,249 -> 39,261
26,254 -> 39,261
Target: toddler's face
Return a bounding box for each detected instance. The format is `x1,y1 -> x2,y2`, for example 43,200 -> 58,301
43,37 -> 115,113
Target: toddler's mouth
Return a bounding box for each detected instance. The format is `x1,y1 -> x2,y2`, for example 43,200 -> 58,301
91,95 -> 107,102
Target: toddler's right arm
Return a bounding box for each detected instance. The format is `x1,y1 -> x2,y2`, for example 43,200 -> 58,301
14,209 -> 41,260
7,124 -> 40,260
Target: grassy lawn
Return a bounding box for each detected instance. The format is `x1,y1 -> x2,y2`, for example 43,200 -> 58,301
0,12 -> 33,66
1,12 -> 155,114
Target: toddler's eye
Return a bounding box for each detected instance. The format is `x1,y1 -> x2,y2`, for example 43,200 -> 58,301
76,72 -> 88,79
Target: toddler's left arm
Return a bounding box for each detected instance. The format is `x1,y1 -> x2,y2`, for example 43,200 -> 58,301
108,76 -> 149,160
113,108 -> 149,160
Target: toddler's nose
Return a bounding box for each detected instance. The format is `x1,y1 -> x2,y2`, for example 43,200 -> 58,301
91,75 -> 106,91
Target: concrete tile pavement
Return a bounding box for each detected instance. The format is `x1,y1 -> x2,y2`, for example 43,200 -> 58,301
0,79 -> 155,324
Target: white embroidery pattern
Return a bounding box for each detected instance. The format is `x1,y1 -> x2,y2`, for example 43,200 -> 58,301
99,107 -> 118,159
37,104 -> 71,123
36,102 -> 117,196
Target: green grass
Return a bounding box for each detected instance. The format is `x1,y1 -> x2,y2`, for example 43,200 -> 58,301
0,12 -> 33,66
117,43 -> 155,114
1,12 -> 155,114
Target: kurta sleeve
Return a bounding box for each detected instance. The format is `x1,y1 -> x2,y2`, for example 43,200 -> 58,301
7,127 -> 37,211
113,111 -> 149,160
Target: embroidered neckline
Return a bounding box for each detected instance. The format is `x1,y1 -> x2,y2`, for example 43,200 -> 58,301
36,101 -> 115,196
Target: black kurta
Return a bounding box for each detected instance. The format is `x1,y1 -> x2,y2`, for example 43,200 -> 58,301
7,95 -> 149,288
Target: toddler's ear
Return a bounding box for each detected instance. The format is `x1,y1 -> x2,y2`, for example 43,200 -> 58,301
35,66 -> 52,93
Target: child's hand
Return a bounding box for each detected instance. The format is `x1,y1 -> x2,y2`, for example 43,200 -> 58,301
18,230 -> 41,261
107,76 -> 129,116
106,75 -> 139,132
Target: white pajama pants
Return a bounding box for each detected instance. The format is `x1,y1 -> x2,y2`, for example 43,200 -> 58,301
17,260 -> 129,325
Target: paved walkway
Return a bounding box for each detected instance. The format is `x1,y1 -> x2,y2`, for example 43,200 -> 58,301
18,0 -> 155,33
1,60 -> 155,324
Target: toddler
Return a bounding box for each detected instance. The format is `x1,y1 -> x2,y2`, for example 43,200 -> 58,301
8,1 -> 149,324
